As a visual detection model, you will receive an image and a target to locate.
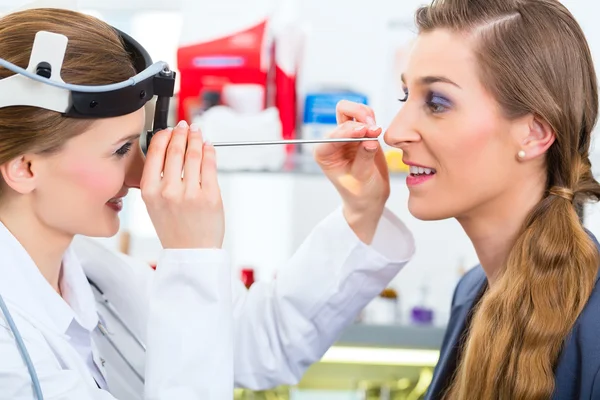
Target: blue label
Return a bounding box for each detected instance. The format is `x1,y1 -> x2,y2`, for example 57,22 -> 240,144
192,56 -> 245,68
303,92 -> 368,124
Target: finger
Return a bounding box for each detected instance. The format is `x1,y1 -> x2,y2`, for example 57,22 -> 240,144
336,100 -> 377,127
183,123 -> 204,189
350,139 -> 382,180
163,120 -> 189,184
361,125 -> 383,151
326,120 -> 381,148
314,121 -> 372,159
200,141 -> 220,197
140,128 -> 173,190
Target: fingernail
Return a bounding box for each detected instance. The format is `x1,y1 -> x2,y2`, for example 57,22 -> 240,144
369,125 -> 382,132
166,127 -> 173,133
365,146 -> 378,152
354,124 -> 366,131
190,123 -> 200,132
177,120 -> 188,128
366,116 -> 376,127
204,139 -> 212,146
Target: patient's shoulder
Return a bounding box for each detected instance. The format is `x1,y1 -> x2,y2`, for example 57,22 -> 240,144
452,265 -> 486,306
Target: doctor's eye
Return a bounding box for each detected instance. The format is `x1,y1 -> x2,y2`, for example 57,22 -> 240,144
115,142 -> 133,158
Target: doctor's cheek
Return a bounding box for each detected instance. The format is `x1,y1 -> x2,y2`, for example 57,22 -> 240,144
62,160 -> 127,200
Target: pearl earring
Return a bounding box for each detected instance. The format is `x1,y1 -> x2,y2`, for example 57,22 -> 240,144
518,150 -> 526,159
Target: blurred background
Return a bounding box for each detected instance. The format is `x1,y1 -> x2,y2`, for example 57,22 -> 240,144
1,0 -> 600,398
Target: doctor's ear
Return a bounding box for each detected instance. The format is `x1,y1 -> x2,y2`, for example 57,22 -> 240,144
0,156 -> 36,194
514,115 -> 555,161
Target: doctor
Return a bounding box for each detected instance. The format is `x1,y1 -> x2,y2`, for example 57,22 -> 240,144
0,7 -> 415,400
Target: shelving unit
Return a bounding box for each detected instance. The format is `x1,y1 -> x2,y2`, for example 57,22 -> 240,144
285,324 -> 445,393
336,324 -> 445,350
233,324 -> 445,397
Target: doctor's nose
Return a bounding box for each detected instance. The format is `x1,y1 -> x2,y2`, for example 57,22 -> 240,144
383,104 -> 421,150
124,142 -> 144,189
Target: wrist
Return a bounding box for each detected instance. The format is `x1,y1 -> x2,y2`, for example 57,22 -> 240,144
159,235 -> 223,250
342,204 -> 385,245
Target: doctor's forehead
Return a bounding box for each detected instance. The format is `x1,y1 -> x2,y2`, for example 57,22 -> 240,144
85,109 -> 146,144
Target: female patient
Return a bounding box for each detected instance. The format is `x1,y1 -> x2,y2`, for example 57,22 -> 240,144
379,0 -> 600,398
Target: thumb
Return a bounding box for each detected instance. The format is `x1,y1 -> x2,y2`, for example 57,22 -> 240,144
350,141 -> 380,180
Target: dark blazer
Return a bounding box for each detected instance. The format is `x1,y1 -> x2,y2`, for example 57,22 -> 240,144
425,235 -> 600,400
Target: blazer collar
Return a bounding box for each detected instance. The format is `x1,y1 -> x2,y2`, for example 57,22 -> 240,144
426,276 -> 486,400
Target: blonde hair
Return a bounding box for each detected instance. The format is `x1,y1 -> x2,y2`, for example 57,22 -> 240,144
416,0 -> 600,398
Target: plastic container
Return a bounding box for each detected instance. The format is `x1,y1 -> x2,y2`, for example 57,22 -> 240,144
410,283 -> 434,325
301,90 -> 368,154
362,287 -> 400,325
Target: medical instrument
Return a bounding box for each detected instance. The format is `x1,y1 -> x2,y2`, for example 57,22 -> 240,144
212,137 -> 379,147
0,27 -> 176,157
0,291 -> 44,400
88,279 -> 146,383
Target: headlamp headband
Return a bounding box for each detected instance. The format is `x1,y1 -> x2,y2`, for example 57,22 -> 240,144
0,26 -> 176,155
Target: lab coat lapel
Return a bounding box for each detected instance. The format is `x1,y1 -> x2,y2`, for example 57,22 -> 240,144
73,236 -> 149,398
41,327 -> 101,389
73,235 -> 150,344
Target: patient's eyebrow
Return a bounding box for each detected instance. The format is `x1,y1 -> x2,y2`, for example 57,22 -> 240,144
401,73 -> 462,89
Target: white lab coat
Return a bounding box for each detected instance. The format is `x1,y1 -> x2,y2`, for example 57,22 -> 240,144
0,207 -> 415,399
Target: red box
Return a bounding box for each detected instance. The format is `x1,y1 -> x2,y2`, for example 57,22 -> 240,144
176,21 -> 273,123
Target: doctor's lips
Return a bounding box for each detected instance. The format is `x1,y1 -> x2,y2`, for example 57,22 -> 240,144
106,191 -> 128,212
106,197 -> 123,212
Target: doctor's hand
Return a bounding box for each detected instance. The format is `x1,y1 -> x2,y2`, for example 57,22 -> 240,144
314,100 -> 388,244
140,120 -> 225,249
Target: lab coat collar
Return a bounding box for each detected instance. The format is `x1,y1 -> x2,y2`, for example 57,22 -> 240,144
0,221 -> 98,335
61,246 -> 100,332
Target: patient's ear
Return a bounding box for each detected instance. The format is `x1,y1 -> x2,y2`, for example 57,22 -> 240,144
0,155 -> 36,194
513,115 -> 555,161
